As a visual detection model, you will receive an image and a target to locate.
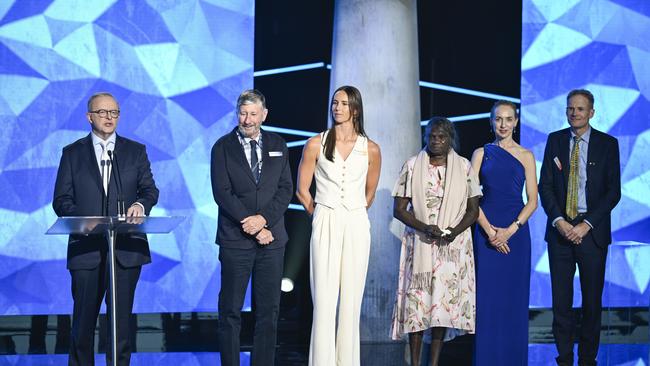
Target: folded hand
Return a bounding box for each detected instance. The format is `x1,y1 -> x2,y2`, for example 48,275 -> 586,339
241,215 -> 267,235
256,228 -> 274,245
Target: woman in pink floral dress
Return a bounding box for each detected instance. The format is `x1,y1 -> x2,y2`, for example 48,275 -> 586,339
391,117 -> 481,366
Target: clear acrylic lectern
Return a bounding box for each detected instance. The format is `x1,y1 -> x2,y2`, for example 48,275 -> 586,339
46,216 -> 184,366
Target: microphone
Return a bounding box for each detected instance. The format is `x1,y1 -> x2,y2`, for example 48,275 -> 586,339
107,150 -> 125,219
105,159 -> 112,217
100,159 -> 107,216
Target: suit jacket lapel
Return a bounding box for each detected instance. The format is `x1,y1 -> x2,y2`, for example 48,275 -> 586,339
585,128 -> 601,190
560,128 -> 571,189
227,129 -> 256,183
113,135 -> 127,188
83,134 -> 105,194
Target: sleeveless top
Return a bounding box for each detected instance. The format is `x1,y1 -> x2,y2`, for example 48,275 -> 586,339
314,130 -> 369,210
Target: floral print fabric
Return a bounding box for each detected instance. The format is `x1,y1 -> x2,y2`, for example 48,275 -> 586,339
390,156 -> 478,340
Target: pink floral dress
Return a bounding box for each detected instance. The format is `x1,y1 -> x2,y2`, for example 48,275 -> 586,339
390,156 -> 481,340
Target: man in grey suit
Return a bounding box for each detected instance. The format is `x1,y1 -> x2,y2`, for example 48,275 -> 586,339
211,89 -> 293,366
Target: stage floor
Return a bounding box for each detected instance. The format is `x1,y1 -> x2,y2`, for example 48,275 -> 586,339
0,345 -> 648,366
0,309 -> 647,365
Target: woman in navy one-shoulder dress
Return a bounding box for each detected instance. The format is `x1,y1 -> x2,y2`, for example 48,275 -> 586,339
471,100 -> 538,365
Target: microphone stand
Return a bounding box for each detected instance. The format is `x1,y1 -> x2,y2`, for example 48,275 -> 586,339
105,150 -> 120,366
100,159 -> 107,216
107,150 -> 125,219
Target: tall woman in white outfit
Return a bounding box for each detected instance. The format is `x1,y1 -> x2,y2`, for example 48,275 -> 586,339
296,85 -> 382,366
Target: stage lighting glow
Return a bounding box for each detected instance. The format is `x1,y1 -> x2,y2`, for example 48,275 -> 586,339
253,62 -> 326,77
418,81 -> 520,103
288,204 -> 306,211
286,139 -> 309,148
420,112 -> 493,126
281,278 -> 295,293
262,126 -> 319,137
251,61 -> 520,106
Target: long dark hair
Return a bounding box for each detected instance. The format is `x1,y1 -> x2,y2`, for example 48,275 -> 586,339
323,85 -> 367,162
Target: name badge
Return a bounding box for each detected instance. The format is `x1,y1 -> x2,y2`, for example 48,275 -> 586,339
269,151 -> 283,157
553,156 -> 562,171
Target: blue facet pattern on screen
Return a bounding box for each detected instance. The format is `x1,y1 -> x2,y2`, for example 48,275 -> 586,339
522,0 -> 650,307
0,0 -> 254,314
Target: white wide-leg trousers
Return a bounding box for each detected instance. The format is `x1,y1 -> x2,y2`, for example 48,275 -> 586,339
308,204 -> 371,366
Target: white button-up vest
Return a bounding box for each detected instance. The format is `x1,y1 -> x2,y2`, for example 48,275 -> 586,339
314,131 -> 368,210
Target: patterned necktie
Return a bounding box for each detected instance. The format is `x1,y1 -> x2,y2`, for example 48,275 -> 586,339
250,140 -> 260,183
565,136 -> 580,220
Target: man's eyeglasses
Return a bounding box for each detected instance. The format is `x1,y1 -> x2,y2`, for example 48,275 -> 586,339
89,109 -> 120,118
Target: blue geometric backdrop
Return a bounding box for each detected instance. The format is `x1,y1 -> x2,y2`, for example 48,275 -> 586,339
0,0 -> 254,315
522,0 -> 650,307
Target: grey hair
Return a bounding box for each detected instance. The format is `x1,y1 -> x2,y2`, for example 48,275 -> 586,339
237,89 -> 266,110
424,116 -> 458,151
87,92 -> 117,111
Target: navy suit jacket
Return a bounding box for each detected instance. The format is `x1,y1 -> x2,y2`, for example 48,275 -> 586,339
211,128 -> 293,249
539,127 -> 621,247
53,134 -> 159,269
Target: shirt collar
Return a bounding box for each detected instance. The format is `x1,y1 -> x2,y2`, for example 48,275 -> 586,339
236,129 -> 262,146
570,126 -> 591,144
91,131 -> 116,147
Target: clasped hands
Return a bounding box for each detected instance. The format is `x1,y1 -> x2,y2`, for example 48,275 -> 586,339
423,225 -> 457,243
555,220 -> 590,245
241,215 -> 273,245
487,225 -> 513,254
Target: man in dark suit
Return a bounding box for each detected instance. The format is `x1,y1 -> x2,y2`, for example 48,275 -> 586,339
53,92 -> 159,366
211,89 -> 293,366
539,89 -> 621,366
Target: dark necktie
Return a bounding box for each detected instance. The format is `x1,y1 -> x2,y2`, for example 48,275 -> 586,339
250,140 -> 260,183
566,136 -> 580,219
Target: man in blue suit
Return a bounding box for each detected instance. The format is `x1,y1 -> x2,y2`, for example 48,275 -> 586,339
211,89 -> 293,366
53,92 -> 159,365
539,89 -> 621,366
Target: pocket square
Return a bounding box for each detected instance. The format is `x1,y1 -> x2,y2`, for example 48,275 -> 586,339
553,156 -> 562,170
269,151 -> 283,157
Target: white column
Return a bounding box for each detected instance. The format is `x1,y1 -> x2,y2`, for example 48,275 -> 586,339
330,0 -> 421,342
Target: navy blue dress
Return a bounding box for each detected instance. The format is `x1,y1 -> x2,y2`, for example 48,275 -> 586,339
473,144 -> 531,365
